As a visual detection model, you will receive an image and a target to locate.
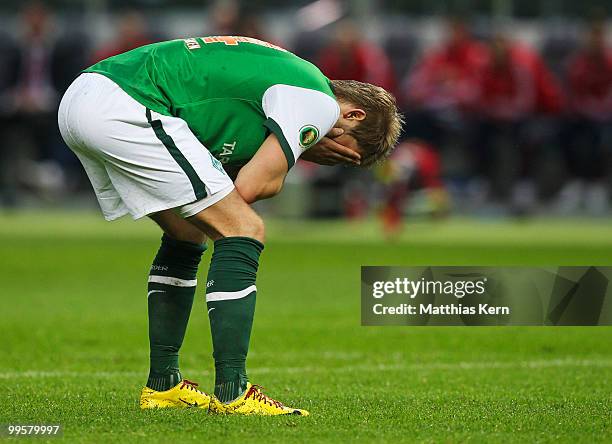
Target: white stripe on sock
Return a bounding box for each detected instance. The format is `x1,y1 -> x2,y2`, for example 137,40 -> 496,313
148,275 -> 197,287
206,285 -> 257,302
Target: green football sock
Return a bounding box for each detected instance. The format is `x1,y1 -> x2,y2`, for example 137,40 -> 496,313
205,236 -> 263,403
146,234 -> 206,391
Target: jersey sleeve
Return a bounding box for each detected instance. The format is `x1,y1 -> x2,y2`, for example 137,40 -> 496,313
262,84 -> 340,169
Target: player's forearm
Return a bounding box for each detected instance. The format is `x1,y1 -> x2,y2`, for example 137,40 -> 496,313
233,133 -> 289,204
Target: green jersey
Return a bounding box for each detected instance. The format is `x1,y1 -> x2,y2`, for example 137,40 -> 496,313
84,36 -> 340,169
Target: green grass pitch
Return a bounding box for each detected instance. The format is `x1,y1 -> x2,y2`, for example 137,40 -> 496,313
0,213 -> 611,443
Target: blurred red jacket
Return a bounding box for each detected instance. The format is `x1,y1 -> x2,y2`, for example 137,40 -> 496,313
477,44 -> 537,121
403,39 -> 488,111
566,48 -> 612,120
510,43 -> 565,114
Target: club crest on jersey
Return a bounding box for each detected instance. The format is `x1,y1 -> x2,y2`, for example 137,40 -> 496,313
299,125 -> 319,149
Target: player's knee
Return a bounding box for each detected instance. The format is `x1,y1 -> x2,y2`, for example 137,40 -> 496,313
186,191 -> 264,242
212,210 -> 264,242
239,212 -> 265,243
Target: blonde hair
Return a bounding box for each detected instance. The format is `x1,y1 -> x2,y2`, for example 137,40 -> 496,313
330,80 -> 404,167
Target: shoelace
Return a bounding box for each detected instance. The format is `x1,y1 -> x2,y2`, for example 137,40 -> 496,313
246,385 -> 284,409
180,379 -> 205,394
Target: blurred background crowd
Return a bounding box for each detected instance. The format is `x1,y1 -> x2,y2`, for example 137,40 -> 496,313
0,0 -> 611,224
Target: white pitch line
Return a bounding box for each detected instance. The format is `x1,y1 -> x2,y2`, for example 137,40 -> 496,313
0,358 -> 610,380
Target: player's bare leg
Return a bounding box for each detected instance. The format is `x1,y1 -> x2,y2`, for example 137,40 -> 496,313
150,211 -> 207,244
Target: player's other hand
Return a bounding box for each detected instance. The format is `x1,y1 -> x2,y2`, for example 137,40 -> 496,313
302,128 -> 361,166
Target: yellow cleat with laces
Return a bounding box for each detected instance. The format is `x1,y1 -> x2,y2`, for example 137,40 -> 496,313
139,379 -> 221,410
210,382 -> 309,416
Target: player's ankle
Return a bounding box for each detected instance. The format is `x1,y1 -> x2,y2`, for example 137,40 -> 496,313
146,371 -> 182,391
215,376 -> 248,403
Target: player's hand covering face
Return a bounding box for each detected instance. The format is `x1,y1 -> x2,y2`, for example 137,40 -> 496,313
301,128 -> 361,166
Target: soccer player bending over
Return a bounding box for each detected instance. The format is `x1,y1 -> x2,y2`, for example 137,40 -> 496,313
58,36 -> 402,415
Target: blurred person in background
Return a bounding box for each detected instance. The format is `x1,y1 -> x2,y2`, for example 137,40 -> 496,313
477,34 -> 536,125
0,1 -> 87,206
401,17 -> 487,148
472,33 -> 538,212
92,11 -> 154,63
560,19 -> 612,215
505,30 -> 565,212
401,17 -> 487,210
512,39 -> 564,117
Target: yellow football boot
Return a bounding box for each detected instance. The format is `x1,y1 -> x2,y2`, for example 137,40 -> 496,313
211,383 -> 309,416
139,379 -> 220,410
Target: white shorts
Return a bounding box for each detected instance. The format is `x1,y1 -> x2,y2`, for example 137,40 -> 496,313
58,73 -> 234,221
